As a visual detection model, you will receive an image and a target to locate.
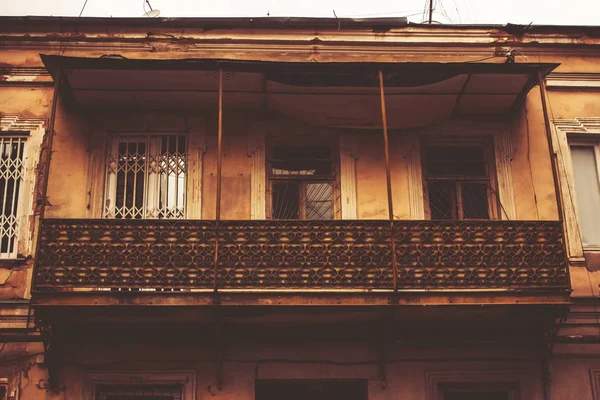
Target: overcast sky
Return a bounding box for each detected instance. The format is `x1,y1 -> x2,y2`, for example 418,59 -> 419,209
0,0 -> 598,26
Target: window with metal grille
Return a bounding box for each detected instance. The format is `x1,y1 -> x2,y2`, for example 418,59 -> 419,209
104,134 -> 186,219
0,135 -> 26,259
269,146 -> 337,220
95,384 -> 183,400
423,144 -> 496,220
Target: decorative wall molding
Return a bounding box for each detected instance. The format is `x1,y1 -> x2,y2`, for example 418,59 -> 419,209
0,67 -> 53,86
339,132 -> 358,219
546,73 -> 600,89
554,117 -> 600,134
0,115 -> 45,132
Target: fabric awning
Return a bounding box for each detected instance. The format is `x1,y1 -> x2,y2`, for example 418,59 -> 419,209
41,54 -> 558,129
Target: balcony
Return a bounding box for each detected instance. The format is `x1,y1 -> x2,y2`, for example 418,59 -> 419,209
33,219 -> 568,293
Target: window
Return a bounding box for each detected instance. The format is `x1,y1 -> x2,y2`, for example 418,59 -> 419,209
268,145 -> 338,220
569,144 -> 600,248
256,380 -> 367,400
104,134 -> 187,219
0,135 -> 26,259
96,384 -> 182,400
422,143 -> 497,220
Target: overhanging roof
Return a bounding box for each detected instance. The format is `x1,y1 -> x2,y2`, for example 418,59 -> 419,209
41,54 -> 559,129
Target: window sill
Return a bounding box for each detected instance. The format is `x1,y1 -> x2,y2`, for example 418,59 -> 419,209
0,257 -> 30,267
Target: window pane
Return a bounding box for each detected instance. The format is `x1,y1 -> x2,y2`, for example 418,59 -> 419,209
306,183 -> 333,220
272,182 -> 300,219
571,146 -> 600,246
428,181 -> 455,220
461,183 -> 489,219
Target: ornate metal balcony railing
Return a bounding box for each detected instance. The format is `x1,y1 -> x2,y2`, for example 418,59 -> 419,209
33,219 -> 569,292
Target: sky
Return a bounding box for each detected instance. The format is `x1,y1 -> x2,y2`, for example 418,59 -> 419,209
0,0 -> 599,26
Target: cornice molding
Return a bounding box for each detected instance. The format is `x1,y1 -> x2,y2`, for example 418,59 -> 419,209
553,117 -> 600,134
0,115 -> 46,132
547,72 -> 600,89
0,66 -> 52,86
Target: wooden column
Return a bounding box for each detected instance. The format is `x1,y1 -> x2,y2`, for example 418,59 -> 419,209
214,69 -> 224,293
378,71 -> 399,292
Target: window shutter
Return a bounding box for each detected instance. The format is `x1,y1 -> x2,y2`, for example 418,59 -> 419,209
248,129 -> 266,219
339,132 -> 358,219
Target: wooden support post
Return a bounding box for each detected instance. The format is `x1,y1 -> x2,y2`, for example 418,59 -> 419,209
378,71 -> 399,292
214,69 -> 224,293
537,70 -> 565,223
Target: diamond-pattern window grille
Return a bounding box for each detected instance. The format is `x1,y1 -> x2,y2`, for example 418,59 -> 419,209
104,134 -> 187,219
0,135 -> 26,259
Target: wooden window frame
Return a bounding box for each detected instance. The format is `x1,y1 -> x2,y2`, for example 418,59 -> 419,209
266,139 -> 341,220
421,137 -> 500,221
567,139 -> 600,251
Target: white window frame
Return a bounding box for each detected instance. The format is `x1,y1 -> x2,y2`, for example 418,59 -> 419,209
103,133 -> 188,219
567,139 -> 600,251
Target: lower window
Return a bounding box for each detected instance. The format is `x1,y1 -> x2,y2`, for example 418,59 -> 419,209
256,379 -> 367,400
95,384 -> 183,400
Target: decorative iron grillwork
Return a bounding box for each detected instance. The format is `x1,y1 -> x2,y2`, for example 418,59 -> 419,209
34,219 -> 568,291
0,135 -> 26,259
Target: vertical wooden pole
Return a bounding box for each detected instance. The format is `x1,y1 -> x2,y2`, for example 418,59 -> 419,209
378,71 -> 398,292
213,69 -> 224,293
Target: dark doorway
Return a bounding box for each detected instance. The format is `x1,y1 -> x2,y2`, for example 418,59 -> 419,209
256,379 -> 368,400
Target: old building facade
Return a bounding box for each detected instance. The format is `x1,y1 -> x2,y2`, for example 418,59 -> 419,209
0,16 -> 599,400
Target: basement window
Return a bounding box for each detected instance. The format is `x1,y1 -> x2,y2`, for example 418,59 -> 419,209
0,135 -> 27,259
95,384 -> 183,400
104,134 -> 186,219
269,146 -> 337,220
423,143 -> 496,220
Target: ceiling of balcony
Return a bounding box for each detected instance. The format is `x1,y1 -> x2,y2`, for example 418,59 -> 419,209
42,55 -> 557,130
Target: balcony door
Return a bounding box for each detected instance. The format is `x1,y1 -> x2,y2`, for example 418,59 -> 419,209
256,380 -> 367,400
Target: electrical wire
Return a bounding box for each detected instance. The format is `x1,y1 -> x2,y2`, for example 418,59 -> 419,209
58,0 -> 90,55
